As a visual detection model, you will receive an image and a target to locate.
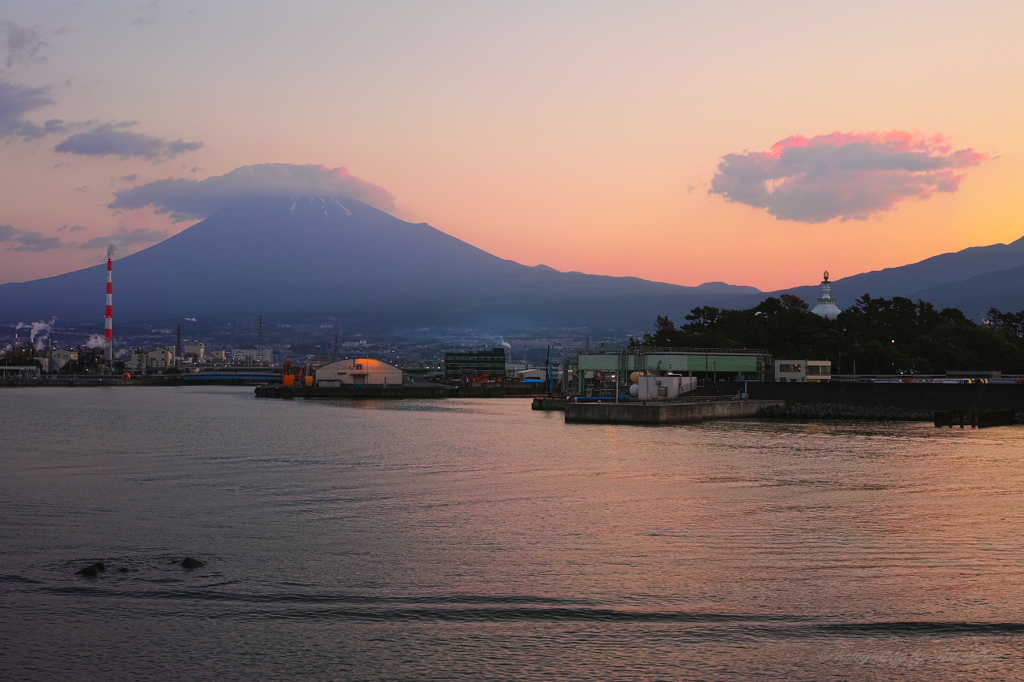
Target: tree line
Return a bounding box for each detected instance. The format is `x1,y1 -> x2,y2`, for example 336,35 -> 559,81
635,294 -> 1024,374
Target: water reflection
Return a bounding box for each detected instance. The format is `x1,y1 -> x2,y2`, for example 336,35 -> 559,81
2,387 -> 1024,679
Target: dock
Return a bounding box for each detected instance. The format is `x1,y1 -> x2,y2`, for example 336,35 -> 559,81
254,383 -> 550,399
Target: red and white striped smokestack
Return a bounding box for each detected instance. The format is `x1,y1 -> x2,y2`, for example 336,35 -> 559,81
105,245 -> 115,362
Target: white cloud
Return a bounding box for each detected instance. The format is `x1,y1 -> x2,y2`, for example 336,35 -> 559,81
0,79 -> 63,138
1,21 -> 50,68
77,227 -> 168,249
109,163 -> 396,221
54,122 -> 202,160
0,223 -> 65,251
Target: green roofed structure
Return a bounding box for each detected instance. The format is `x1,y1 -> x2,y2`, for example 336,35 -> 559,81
563,347 -> 772,396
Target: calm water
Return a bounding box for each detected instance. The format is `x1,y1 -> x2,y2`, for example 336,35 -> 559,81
2,386 -> 1023,680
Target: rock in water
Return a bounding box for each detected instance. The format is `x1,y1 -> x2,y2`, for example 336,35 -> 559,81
180,557 -> 205,569
75,562 -> 106,576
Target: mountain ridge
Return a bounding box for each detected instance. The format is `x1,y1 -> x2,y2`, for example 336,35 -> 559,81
714,237 -> 1024,318
2,195 -> 1021,330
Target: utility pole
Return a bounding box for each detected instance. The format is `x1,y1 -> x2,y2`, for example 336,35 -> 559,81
175,325 -> 182,361
257,314 -> 264,364
546,345 -> 553,396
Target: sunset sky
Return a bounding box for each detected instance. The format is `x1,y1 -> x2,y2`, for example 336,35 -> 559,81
1,0 -> 1021,292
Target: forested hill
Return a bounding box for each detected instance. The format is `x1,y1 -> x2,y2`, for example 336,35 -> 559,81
636,294 -> 1024,374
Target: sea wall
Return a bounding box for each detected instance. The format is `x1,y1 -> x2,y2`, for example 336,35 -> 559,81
564,399 -> 784,425
758,402 -> 934,421
692,381 -> 1024,422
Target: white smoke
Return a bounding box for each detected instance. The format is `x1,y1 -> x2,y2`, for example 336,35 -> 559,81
85,334 -> 107,348
183,317 -> 197,322
15,317 -> 56,351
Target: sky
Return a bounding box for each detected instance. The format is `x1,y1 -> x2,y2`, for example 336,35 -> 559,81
1,0 -> 1021,292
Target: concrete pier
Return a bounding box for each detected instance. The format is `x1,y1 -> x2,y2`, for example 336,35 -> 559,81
531,397 -> 568,411
564,399 -> 785,425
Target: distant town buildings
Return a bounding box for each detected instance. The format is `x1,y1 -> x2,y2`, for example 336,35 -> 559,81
0,337 -> 284,377
233,348 -> 273,364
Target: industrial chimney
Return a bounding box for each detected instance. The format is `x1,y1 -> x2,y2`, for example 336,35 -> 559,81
105,245 -> 115,362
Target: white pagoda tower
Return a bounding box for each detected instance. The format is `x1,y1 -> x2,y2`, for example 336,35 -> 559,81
811,271 -> 842,319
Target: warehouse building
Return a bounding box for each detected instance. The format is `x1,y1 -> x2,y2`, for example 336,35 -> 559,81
316,358 -> 403,387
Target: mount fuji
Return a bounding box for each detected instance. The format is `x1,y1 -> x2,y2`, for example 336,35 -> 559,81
0,196 -> 759,332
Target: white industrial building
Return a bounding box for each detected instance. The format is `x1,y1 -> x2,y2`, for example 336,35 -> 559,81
632,375 -> 698,400
50,348 -> 78,372
130,347 -> 175,373
316,358 -> 403,387
183,343 -> 206,359
775,360 -> 832,382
